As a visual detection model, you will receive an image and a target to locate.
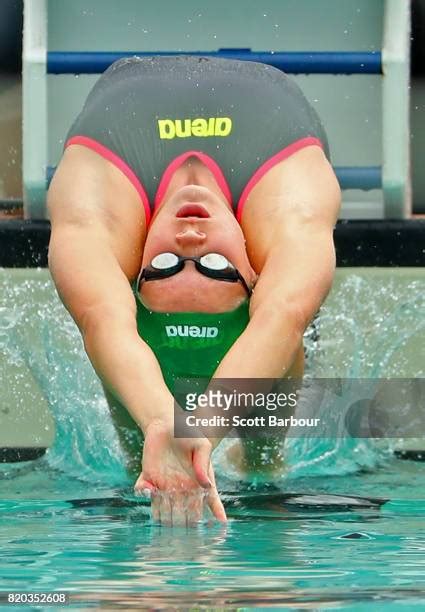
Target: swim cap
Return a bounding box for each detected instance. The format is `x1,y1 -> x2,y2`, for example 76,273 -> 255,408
134,289 -> 250,393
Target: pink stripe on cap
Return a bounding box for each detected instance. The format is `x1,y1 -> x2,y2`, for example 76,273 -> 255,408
153,151 -> 232,213
236,137 -> 324,223
65,135 -> 151,225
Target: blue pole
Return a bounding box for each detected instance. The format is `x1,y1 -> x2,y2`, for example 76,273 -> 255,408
47,50 -> 382,75
335,167 -> 382,190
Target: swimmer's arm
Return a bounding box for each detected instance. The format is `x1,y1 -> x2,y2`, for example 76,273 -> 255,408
215,221 -> 336,377
47,146 -> 174,432
206,148 -> 341,441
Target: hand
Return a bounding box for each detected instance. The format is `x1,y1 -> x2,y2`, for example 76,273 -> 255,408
134,419 -> 227,526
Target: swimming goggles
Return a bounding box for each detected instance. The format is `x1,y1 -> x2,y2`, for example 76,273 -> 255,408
137,252 -> 252,296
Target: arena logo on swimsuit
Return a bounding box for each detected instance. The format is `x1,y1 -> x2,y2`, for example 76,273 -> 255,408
165,324 -> 219,338
158,117 -> 232,139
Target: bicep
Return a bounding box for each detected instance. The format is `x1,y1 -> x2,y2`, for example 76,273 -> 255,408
47,145 -> 146,329
48,144 -> 146,278
243,146 -> 341,326
250,223 -> 336,329
241,146 -> 341,271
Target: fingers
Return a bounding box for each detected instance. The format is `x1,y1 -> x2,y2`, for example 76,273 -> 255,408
135,474 -> 161,522
183,491 -> 205,526
150,490 -> 205,526
134,473 -> 156,497
192,441 -> 213,488
151,495 -> 161,524
136,478 -> 166,524
207,486 -> 227,523
206,463 -> 227,523
140,485 -> 225,526
154,492 -> 171,526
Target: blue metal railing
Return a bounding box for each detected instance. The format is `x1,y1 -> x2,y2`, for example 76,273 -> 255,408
335,166 -> 381,191
47,49 -> 382,75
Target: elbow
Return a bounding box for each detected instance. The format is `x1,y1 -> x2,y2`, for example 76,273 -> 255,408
250,298 -> 308,341
80,301 -> 136,340
80,302 -> 138,373
280,300 -> 314,336
250,273 -> 335,336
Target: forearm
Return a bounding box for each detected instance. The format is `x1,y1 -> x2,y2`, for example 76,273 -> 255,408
48,226 -> 174,433
204,235 -> 335,447
200,302 -> 304,448
82,309 -> 174,433
215,298 -> 304,379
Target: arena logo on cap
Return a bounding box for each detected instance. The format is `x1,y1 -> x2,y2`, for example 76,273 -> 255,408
158,117 -> 232,139
165,324 -> 219,338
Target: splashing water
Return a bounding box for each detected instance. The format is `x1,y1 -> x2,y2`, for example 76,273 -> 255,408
0,271 -> 129,487
1,270 -> 424,489
284,272 -> 425,480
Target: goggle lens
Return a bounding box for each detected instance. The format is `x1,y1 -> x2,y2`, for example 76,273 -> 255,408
199,253 -> 231,271
151,252 -> 179,269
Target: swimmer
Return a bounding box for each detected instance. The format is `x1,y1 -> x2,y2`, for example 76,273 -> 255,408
48,56 -> 340,524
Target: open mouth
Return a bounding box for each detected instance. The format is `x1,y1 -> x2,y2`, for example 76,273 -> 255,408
176,203 -> 210,218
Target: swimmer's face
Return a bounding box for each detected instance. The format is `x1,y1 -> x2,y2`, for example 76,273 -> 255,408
140,185 -> 257,313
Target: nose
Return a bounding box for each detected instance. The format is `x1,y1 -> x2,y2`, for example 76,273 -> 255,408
175,228 -> 207,248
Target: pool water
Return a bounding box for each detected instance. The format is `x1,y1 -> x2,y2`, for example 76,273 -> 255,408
2,461 -> 425,609
1,269 -> 425,608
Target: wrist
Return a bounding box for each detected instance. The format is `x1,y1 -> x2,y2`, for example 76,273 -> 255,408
141,413 -> 174,436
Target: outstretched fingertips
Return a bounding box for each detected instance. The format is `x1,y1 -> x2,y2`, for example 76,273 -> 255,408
134,474 -> 156,498
207,488 -> 228,523
192,445 -> 213,488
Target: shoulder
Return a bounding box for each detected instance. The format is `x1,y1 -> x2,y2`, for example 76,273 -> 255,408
48,145 -> 147,277
240,146 -> 341,268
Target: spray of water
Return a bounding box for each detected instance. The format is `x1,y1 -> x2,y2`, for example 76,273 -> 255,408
285,273 -> 425,479
0,271 -> 129,487
1,271 -> 424,489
